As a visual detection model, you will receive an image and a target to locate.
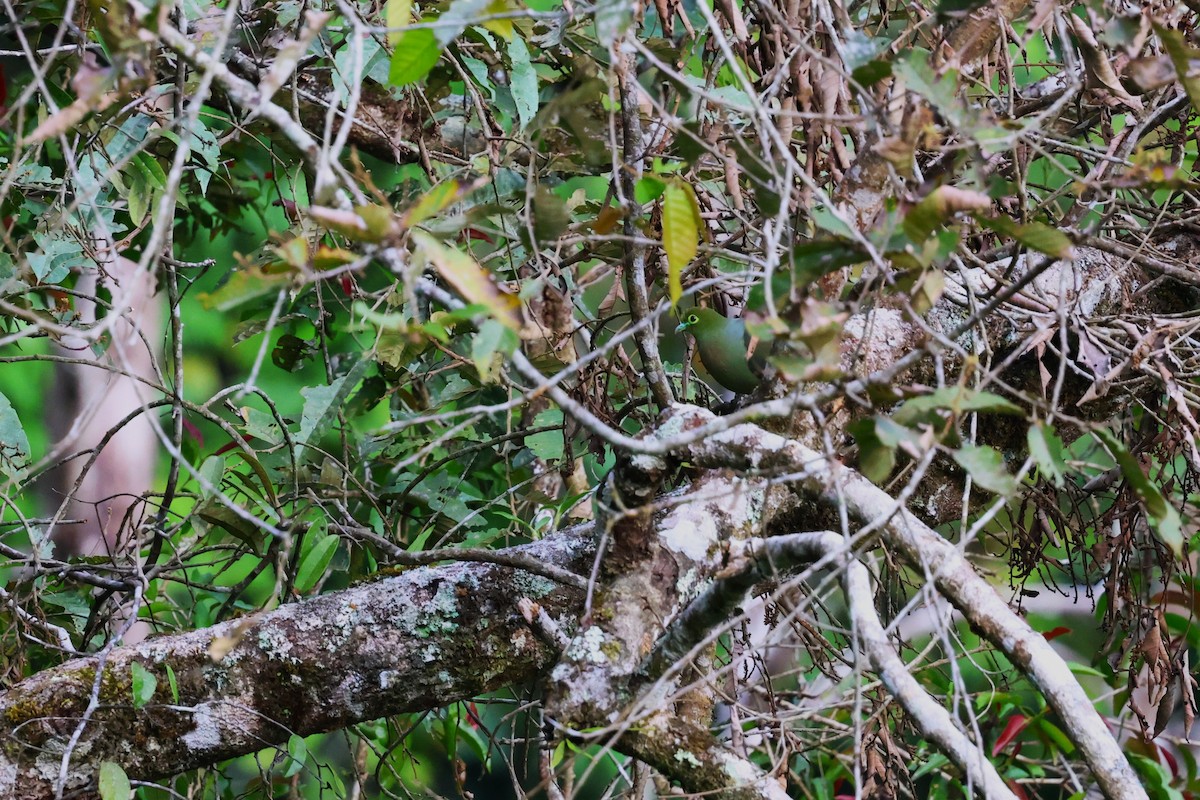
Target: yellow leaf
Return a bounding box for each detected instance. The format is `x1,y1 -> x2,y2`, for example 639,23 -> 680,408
402,179 -> 459,228
481,0 -> 513,40
273,237 -> 310,270
198,265 -> 291,311
413,231 -> 523,332
312,246 -> 358,270
385,0 -> 412,45
662,180 -> 700,309
308,203 -> 397,243
593,205 -> 621,235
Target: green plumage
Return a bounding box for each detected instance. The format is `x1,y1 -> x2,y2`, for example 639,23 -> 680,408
675,307 -> 768,394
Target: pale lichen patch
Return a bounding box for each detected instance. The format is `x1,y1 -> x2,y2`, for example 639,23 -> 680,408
563,625 -> 610,665
659,506 -> 718,562
182,702 -> 223,751
718,750 -> 761,784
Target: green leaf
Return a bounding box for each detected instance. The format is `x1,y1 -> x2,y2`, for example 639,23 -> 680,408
1031,718 -> 1075,755
1130,754 -> 1186,800
283,733 -> 308,778
403,179 -> 459,228
844,31 -> 892,86
130,662 -> 157,709
98,761 -> 131,800
892,387 -> 1023,427
196,266 -> 290,312
507,36 -> 537,130
389,28 -> 441,87
471,318 -> 519,383
526,409 -> 564,461
790,238 -> 866,288
894,49 -> 967,128
847,418 -> 896,484
385,0 -> 413,44
593,0 -> 632,45
635,176 -> 666,204
107,114 -> 154,163
1095,429 -> 1184,557
165,663 -> 179,703
975,215 -> 1074,259
198,454 -> 225,501
952,444 -> 1017,495
1158,25 -> 1200,115
1027,423 -> 1066,488
295,526 -> 338,594
1066,661 -> 1107,678
902,186 -> 990,245
811,204 -> 854,238
297,360 -> 370,451
123,153 -> 165,226
662,180 -> 700,308
0,391 -> 30,482
28,231 -> 87,284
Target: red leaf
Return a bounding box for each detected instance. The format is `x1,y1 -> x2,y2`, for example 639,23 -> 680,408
214,435 -> 256,457
992,713 -> 1029,757
1164,748 -> 1179,778
1005,778 -> 1031,800
181,417 -> 204,448
461,227 -> 494,244
1042,626 -> 1071,641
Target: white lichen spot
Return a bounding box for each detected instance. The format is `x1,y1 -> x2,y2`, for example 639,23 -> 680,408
257,627 -> 299,664
674,750 -> 702,768
722,477 -> 766,527
719,751 -> 759,783
422,643 -> 441,662
563,625 -> 610,665
659,506 -> 719,562
550,662 -> 574,684
182,702 -> 223,751
0,762 -> 17,795
379,669 -> 401,689
923,483 -> 949,517
676,566 -> 703,598
628,453 -> 666,473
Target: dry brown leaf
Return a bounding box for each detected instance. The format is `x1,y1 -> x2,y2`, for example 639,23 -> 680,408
1070,14 -> 1144,111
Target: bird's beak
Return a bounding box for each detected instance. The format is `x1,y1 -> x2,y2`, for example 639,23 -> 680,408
674,322 -> 688,334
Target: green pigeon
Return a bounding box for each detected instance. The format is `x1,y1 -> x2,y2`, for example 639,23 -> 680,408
675,307 -> 770,394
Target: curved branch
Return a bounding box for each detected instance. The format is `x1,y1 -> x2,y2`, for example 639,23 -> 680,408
673,404 -> 1148,800
645,531 -> 1016,799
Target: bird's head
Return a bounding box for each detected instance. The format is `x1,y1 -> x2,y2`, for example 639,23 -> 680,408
674,307 -> 723,335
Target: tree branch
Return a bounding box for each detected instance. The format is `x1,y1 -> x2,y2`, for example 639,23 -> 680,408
673,404 -> 1148,800
0,529 -> 595,800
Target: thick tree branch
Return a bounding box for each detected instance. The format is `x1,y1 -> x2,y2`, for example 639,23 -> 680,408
0,529 -> 594,800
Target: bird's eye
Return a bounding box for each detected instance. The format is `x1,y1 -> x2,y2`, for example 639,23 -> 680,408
688,314 -> 698,324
